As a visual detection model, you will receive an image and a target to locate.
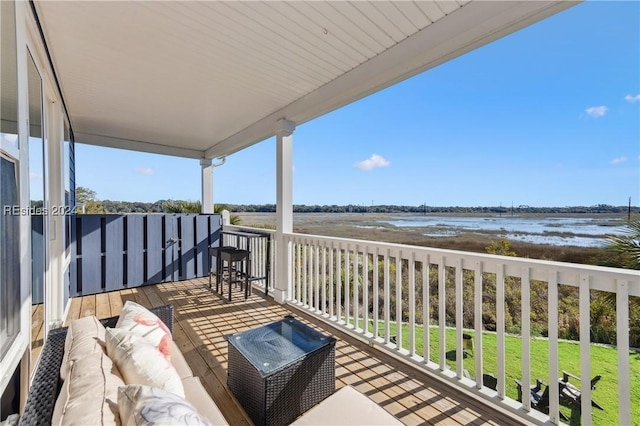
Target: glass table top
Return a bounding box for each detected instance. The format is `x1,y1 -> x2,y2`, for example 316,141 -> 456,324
228,316 -> 334,376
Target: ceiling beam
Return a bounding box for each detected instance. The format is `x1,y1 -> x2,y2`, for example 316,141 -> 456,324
75,132 -> 205,159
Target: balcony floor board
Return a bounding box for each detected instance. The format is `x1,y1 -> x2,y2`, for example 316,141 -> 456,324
65,278 -> 530,426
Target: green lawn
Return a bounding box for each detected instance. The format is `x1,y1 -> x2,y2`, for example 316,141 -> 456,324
358,320 -> 639,425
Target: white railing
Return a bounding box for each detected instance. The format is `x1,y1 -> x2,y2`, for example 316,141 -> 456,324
284,232 -> 639,425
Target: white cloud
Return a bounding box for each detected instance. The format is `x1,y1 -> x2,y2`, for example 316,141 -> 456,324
135,166 -> 154,176
609,156 -> 627,165
585,106 -> 607,118
624,94 -> 640,103
355,154 -> 390,171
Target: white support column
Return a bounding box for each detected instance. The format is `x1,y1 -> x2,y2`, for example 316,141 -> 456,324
274,118 -> 295,303
200,158 -> 213,214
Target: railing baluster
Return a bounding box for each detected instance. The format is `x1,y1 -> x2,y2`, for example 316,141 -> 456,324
363,248 -> 369,335
384,249 -> 391,344
302,243 -> 308,306
315,244 -> 320,312
329,243 -> 334,319
354,246 -> 359,331
474,261 -> 483,389
579,274 -> 592,425
617,279 -> 631,426
296,242 -> 301,303
548,270 -> 560,424
409,252 -> 416,356
336,245 -> 342,322
373,247 -> 379,339
345,246 -> 351,326
396,250 -> 403,350
423,254 -> 430,363
496,263 -> 506,399
455,259 -> 463,378
322,244 -> 327,315
521,267 -> 531,411
438,257 -> 446,371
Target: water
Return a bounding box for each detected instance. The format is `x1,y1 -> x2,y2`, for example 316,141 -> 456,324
378,216 -> 627,247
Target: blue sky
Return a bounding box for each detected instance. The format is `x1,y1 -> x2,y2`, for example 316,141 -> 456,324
76,1 -> 639,207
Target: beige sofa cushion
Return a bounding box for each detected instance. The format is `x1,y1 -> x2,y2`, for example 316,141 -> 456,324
118,384 -> 212,426
170,341 -> 193,380
52,352 -> 125,426
60,315 -> 106,379
291,386 -> 402,425
182,377 -> 229,426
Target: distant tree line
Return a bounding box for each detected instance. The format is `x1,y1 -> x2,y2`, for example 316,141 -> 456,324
74,187 -> 638,215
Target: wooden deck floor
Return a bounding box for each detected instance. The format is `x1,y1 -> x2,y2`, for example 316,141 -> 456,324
65,278 -> 528,426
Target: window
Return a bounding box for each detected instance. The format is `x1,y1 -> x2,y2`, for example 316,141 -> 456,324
0,0 -> 20,363
0,155 -> 20,360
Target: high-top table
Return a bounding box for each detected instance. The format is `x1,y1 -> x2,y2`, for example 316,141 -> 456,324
209,246 -> 251,301
227,316 -> 336,426
220,230 -> 271,296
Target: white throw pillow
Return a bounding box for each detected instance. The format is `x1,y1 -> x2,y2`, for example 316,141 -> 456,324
118,384 -> 212,426
115,301 -> 172,359
105,327 -> 184,398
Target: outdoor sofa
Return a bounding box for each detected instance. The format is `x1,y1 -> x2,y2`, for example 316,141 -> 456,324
20,303 -> 227,426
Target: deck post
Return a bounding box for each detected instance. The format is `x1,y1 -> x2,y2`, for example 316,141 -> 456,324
200,158 -> 213,213
274,119 -> 295,303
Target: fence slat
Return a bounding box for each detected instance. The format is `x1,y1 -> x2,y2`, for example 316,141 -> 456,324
164,215 -> 179,282
145,215 -> 163,284
180,215 -> 196,280
80,215 -> 102,295
126,216 -> 144,287
195,215 -> 210,277
105,216 -> 124,292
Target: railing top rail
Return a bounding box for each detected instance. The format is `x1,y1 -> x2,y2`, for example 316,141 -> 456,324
224,224 -> 275,236
284,232 -> 640,294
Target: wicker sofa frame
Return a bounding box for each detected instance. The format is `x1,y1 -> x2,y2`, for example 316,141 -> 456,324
19,304 -> 173,426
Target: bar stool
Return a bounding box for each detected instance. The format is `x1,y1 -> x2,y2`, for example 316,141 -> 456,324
216,247 -> 251,301
209,246 -> 235,288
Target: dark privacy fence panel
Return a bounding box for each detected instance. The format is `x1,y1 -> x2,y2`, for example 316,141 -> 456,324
70,214 -> 220,297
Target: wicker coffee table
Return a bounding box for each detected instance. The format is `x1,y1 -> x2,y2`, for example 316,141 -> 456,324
227,316 -> 336,426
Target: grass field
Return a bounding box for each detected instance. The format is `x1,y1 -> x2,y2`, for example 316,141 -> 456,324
363,321 -> 639,426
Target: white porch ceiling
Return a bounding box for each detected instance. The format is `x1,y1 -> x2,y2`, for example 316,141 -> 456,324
35,1 -> 578,159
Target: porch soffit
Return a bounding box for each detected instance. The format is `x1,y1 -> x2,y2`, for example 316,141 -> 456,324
34,1 -> 578,159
